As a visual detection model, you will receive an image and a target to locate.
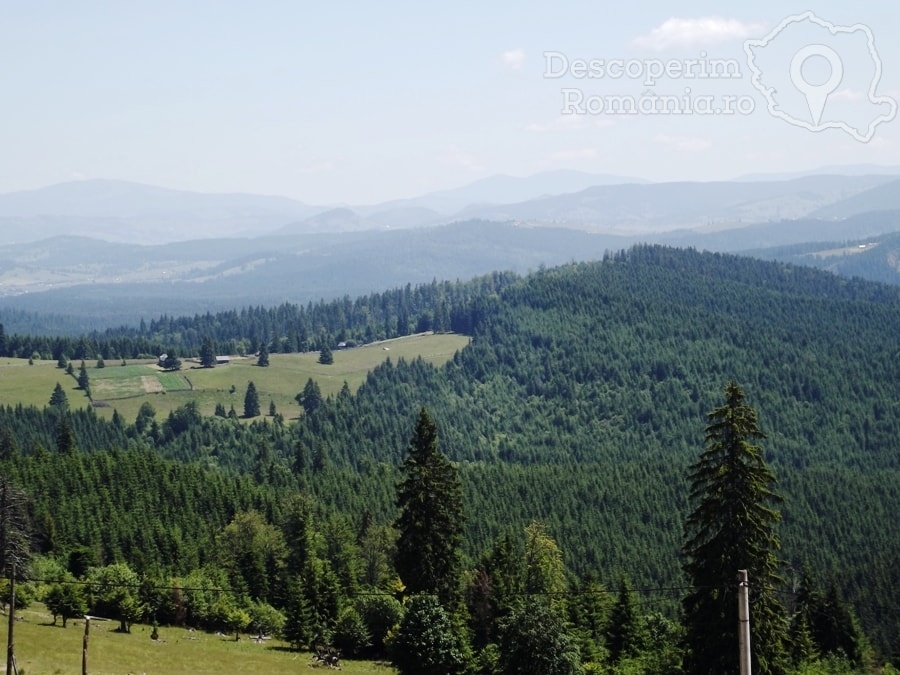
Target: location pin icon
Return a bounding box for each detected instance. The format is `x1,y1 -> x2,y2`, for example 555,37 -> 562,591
790,44 -> 844,126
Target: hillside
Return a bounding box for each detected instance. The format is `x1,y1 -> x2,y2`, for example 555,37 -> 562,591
746,230 -> 900,286
5,209 -> 900,332
1,247 -> 898,659
462,174 -> 897,230
0,332 -> 468,422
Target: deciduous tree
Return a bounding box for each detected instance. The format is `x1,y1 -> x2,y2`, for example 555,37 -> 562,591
388,594 -> 468,674
497,596 -> 583,675
45,574 -> 87,627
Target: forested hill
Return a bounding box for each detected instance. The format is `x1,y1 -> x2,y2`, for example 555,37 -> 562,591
2,246 -> 899,658
295,246 -> 900,654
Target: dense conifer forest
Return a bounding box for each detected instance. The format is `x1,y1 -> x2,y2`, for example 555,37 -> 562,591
1,245 -> 898,672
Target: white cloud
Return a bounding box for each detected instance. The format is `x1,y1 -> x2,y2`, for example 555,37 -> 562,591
500,48 -> 526,70
633,17 -> 766,51
654,134 -> 712,152
442,146 -> 485,172
299,160 -> 336,174
550,148 -> 599,161
525,116 -> 615,133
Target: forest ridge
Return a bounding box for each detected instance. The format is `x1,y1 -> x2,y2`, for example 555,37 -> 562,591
0,245 -> 898,671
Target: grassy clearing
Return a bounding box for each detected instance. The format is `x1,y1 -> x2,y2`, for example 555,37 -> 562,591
0,333 -> 469,423
8,603 -> 396,674
0,358 -> 92,412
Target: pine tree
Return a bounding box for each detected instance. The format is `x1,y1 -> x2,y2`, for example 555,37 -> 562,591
257,342 -> 270,367
297,378 -> 323,415
199,336 -> 217,368
49,382 -> 69,411
682,381 -> 788,675
55,416 -> 76,455
318,343 -> 334,365
606,576 -> 641,664
0,428 -> 19,461
243,381 -> 260,418
394,407 -> 464,604
77,362 -> 90,392
789,562 -> 821,666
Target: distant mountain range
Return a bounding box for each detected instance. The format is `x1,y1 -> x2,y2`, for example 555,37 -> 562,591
461,175 -> 898,232
1,217 -> 898,329
3,167 -> 899,245
1,166 -> 899,329
0,170 -> 642,244
734,163 -> 900,182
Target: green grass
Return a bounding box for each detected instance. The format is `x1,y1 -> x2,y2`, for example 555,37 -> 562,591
0,333 -> 469,423
0,358 -> 93,412
9,603 -> 396,674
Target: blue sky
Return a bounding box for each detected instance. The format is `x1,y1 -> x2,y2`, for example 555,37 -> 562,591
1,1 -> 898,204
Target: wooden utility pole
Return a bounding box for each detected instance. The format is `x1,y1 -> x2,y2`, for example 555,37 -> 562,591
6,562 -> 14,675
82,615 -> 91,675
738,569 -> 752,675
82,615 -> 110,675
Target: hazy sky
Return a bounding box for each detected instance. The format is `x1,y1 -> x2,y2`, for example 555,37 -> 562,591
2,1 -> 898,204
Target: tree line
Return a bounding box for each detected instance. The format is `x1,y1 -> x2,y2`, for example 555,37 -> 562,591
3,397 -> 884,673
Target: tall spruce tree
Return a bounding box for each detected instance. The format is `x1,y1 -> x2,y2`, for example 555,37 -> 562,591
77,361 -> 90,392
55,416 -> 76,455
318,342 -> 334,365
257,342 -> 270,367
243,381 -> 261,418
394,407 -> 464,604
682,381 -> 788,675
199,336 -> 217,368
606,576 -> 641,664
49,382 -> 69,411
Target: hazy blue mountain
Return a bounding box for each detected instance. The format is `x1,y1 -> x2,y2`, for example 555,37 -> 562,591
735,164 -> 900,181
5,207 -> 900,327
5,171 -> 896,247
810,179 -> 900,219
460,175 -> 898,231
275,205 -> 443,234
0,179 -> 324,244
744,230 -> 900,286
657,210 -> 900,252
359,170 -> 647,215
0,222 -> 630,325
0,172 -> 642,243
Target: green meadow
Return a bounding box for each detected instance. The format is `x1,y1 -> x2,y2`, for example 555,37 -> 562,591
8,603 -> 396,674
0,333 -> 469,423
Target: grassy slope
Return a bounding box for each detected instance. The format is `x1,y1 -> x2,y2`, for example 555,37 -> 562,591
0,333 -> 469,423
10,604 -> 395,674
